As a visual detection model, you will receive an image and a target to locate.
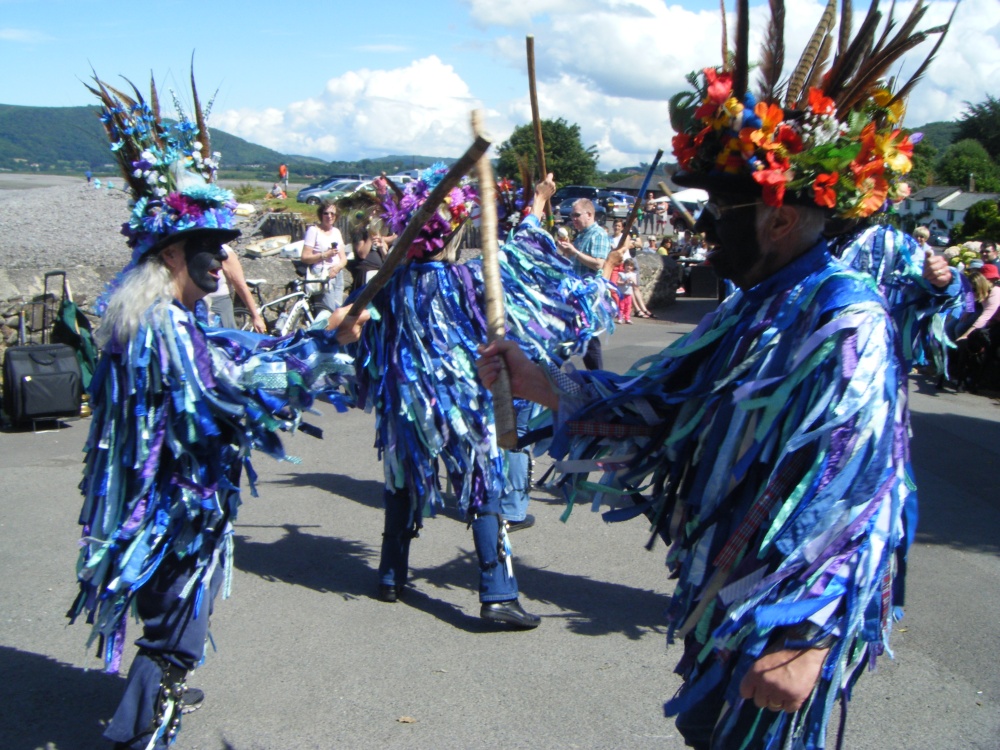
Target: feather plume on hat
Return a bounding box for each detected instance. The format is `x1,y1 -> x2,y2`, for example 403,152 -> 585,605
669,0 -> 958,219
87,60 -> 238,278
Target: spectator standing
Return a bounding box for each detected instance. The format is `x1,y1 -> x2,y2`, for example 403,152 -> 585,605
300,200 -> 348,318
642,190 -> 656,233
278,163 -> 288,192
556,198 -> 610,369
616,258 -> 638,323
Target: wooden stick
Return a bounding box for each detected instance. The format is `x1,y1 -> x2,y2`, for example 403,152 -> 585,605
526,35 -> 550,219
602,149 -> 664,278
346,135 -> 491,317
657,180 -> 697,229
472,111 -> 518,450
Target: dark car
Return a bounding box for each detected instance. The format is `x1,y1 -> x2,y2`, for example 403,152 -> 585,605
555,198 -> 607,224
551,185 -> 601,208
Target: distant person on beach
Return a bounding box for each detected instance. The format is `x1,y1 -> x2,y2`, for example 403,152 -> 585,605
85,170 -> 92,184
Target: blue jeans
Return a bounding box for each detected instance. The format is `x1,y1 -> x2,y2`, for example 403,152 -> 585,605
378,488 -> 518,602
500,407 -> 532,522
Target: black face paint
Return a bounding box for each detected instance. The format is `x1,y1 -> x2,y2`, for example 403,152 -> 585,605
697,203 -> 762,281
183,238 -> 225,294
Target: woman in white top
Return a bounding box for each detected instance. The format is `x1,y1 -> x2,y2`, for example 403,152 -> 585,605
301,200 -> 348,316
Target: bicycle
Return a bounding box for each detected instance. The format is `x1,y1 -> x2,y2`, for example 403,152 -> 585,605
234,279 -> 316,336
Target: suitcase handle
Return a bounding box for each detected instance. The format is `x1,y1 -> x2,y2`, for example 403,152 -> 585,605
28,351 -> 58,366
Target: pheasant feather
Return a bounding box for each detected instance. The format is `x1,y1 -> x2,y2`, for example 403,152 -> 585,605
785,0 -> 837,106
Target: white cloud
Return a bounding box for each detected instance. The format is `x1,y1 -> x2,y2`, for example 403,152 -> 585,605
213,0 -> 1000,170
214,56 -> 493,160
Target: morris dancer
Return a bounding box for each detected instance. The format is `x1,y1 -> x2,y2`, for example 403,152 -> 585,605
69,73 -> 364,750
355,167 -> 613,627
479,2 -> 953,745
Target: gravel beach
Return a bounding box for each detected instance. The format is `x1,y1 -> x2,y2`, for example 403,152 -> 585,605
0,178 -> 301,310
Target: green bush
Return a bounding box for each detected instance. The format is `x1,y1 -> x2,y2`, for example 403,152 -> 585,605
234,183 -> 266,201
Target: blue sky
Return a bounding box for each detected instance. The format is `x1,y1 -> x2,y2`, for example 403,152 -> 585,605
2,0 -> 997,168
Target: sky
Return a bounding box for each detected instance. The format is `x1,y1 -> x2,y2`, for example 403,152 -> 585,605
2,0 -> 998,170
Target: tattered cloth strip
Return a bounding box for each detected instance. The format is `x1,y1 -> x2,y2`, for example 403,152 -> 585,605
547,242 -> 911,748
355,216 -> 614,516
69,301 -> 354,671
833,223 -> 971,376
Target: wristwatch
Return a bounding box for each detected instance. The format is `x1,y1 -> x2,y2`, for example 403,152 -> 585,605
783,622 -> 837,650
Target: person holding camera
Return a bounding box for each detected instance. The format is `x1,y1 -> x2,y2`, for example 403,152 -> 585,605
301,199 -> 348,319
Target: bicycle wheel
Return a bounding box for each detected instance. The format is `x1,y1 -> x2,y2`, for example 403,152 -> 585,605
233,305 -> 254,331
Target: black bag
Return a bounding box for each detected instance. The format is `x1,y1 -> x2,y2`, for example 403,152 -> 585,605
3,344 -> 82,425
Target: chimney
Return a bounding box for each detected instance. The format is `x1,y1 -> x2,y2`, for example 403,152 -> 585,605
969,172 -> 976,192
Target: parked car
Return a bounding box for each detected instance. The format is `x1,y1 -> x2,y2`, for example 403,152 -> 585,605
551,185 -> 602,208
928,230 -> 950,247
297,177 -> 360,205
598,190 -> 636,219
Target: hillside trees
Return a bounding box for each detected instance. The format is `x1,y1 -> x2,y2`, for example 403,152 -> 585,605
956,95 -> 1000,162
936,139 -> 1000,192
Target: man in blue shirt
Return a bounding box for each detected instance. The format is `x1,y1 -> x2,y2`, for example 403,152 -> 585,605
556,198 -> 609,369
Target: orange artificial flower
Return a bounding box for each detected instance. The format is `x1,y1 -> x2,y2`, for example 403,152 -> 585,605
754,101 -> 785,136
807,88 -> 836,116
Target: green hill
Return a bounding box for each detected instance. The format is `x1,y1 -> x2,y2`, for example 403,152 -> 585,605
0,104 -> 454,180
913,120 -> 959,153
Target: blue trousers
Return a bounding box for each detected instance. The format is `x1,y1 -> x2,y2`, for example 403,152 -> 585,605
378,488 -> 518,602
103,552 -> 225,749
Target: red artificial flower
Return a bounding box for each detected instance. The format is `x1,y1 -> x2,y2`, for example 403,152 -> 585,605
704,67 -> 733,106
807,88 -> 836,116
672,132 -> 698,167
753,169 -> 787,207
855,123 -> 877,165
775,125 -> 804,154
813,172 -> 840,208
695,67 -> 734,119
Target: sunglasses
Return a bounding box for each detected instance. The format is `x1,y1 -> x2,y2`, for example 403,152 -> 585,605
703,201 -> 758,220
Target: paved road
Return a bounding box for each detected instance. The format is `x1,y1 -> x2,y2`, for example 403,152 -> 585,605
1,299 -> 997,750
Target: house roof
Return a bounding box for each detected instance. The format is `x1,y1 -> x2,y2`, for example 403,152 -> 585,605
909,185 -> 962,202
938,192 -> 1000,211
605,173 -> 682,194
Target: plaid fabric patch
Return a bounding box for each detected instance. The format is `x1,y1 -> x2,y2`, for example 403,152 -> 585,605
713,451 -> 811,571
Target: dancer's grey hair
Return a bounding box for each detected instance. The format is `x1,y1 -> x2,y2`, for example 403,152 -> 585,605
96,258 -> 176,348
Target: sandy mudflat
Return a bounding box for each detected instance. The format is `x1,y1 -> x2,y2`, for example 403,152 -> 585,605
0,174 -> 84,190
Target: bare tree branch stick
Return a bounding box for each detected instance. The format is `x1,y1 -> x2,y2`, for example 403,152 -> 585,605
472,110 -> 518,449
526,35 -> 550,220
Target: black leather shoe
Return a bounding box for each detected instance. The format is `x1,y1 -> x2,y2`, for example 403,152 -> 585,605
505,514 -> 535,533
480,599 -> 541,629
377,584 -> 404,602
181,687 -> 205,714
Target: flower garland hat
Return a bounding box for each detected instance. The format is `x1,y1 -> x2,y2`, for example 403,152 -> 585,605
670,0 -> 956,219
87,66 -> 239,275
380,162 -> 478,261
